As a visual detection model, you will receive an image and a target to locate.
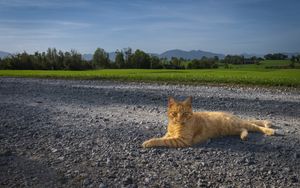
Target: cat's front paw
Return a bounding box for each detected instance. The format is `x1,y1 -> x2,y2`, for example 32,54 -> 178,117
142,139 -> 156,148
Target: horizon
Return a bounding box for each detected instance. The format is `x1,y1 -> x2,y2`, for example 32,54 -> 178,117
0,48 -> 299,57
0,0 -> 300,54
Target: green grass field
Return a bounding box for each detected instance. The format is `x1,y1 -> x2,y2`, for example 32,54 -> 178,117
222,60 -> 300,70
1,68 -> 299,87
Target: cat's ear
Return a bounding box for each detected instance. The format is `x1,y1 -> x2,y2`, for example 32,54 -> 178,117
168,96 -> 176,107
184,96 -> 192,106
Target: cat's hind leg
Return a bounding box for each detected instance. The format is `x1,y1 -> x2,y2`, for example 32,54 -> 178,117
240,128 -> 248,141
244,122 -> 275,136
249,120 -> 272,128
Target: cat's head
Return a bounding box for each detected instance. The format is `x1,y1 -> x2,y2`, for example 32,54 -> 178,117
168,96 -> 193,124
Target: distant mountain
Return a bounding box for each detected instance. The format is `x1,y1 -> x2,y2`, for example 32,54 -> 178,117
159,49 -> 225,60
83,54 -> 93,61
83,49 -> 225,61
0,51 -> 10,58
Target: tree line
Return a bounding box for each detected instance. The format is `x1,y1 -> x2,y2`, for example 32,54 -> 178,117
0,47 -> 219,70
0,48 -> 299,70
0,48 -> 92,70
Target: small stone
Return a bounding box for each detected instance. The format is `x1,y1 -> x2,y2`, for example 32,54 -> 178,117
55,132 -> 62,138
79,142 -> 84,147
106,158 -> 111,165
171,161 -> 178,167
293,153 -> 300,159
275,130 -> 285,136
123,176 -> 133,186
99,183 -> 107,188
0,149 -> 12,156
291,176 -> 298,183
260,167 -> 265,171
58,156 -> 64,160
51,148 -> 58,153
144,177 -> 150,184
197,179 -> 207,187
80,173 -> 88,178
245,158 -> 255,165
82,178 -> 92,186
268,170 -> 272,175
283,167 -> 291,172
32,177 -> 38,181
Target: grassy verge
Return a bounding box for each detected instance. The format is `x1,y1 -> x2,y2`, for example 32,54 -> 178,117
0,69 -> 300,87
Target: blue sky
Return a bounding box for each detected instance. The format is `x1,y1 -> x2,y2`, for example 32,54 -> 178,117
0,0 -> 299,54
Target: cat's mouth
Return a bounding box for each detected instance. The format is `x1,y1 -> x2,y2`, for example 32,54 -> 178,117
174,120 -> 186,125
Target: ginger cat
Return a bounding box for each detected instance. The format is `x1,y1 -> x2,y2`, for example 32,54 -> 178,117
142,96 -> 275,148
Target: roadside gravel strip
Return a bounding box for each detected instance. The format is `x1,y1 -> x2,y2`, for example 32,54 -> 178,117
0,77 -> 299,187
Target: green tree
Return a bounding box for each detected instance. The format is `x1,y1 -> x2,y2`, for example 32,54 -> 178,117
170,57 -> 181,67
214,56 -> 219,62
123,47 -> 133,68
223,55 -> 244,64
63,50 -> 84,70
115,50 -> 125,68
291,55 -> 300,63
0,57 -> 12,69
45,48 -> 57,69
131,49 -> 151,69
150,55 -> 162,69
0,49 -> 92,70
187,58 -> 218,69
93,48 -> 110,68
264,53 -> 288,60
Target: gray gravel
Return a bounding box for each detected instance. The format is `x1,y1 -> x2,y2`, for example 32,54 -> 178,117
0,77 -> 300,188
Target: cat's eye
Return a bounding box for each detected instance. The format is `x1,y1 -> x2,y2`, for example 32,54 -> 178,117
171,112 -> 177,116
183,112 -> 189,116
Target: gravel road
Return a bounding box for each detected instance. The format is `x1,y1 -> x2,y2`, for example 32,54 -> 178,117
0,77 -> 300,188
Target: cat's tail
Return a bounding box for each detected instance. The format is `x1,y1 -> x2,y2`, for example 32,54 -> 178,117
244,121 -> 275,136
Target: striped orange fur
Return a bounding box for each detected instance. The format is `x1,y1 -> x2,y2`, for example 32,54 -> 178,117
142,96 -> 275,148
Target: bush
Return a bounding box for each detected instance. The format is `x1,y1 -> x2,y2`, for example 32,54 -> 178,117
187,58 -> 218,69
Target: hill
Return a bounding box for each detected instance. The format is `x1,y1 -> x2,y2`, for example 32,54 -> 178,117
0,51 -> 10,58
159,49 -> 225,59
83,49 -> 225,61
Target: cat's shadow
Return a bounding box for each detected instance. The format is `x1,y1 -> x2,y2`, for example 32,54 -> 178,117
192,133 -> 286,153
